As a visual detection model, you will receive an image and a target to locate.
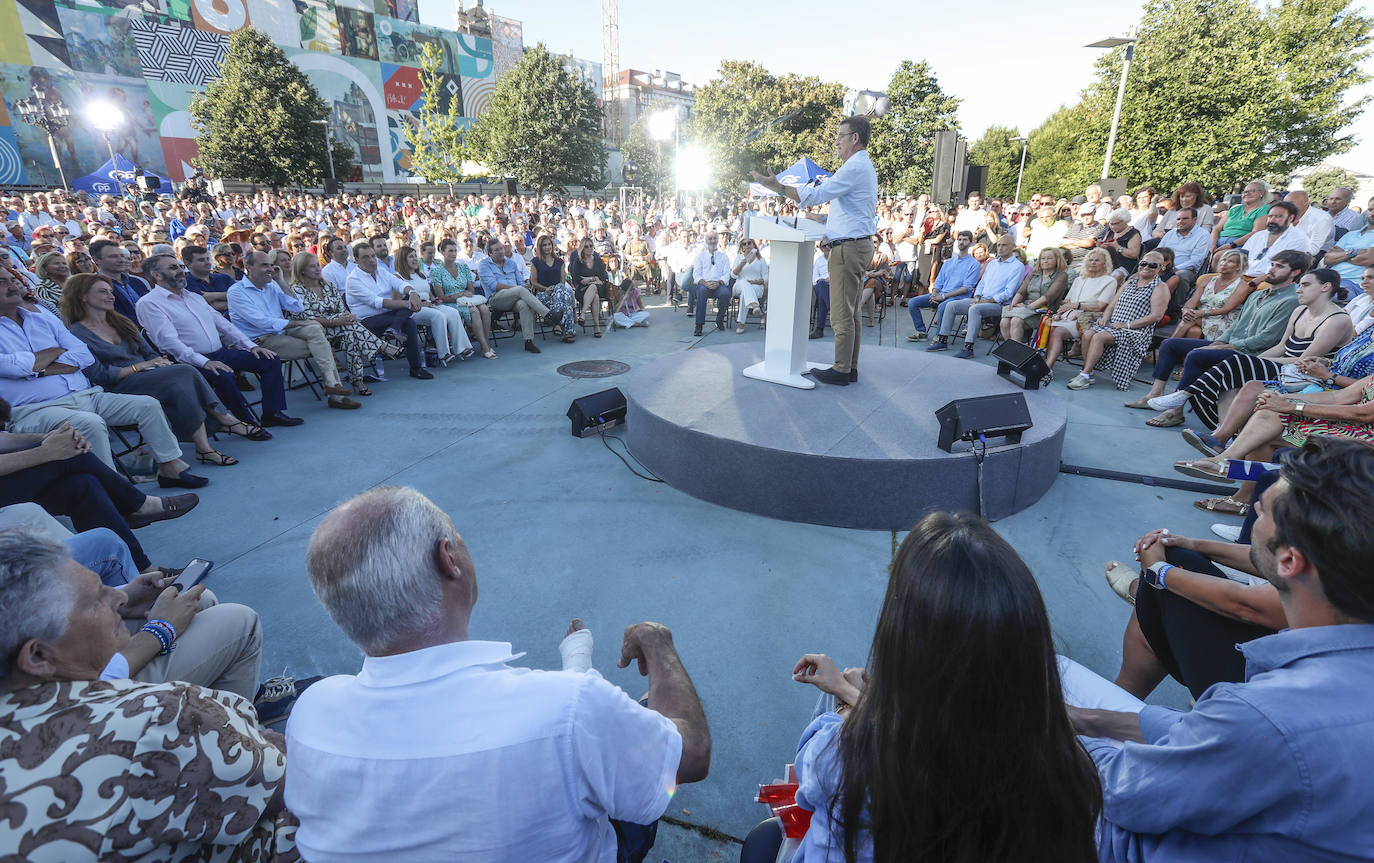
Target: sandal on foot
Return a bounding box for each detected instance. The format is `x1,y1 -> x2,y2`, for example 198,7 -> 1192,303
196,449 -> 238,466
1174,458 -> 1232,481
1104,561 -> 1138,606
354,383 -> 372,396
1124,396 -> 1155,410
1194,496 -> 1249,516
223,420 -> 271,441
483,349 -> 498,358
1146,411 -> 1184,428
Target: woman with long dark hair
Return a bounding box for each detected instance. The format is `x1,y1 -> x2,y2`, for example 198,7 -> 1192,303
790,512 -> 1101,863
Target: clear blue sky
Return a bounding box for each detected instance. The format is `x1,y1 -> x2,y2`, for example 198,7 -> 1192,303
419,0 -> 1374,176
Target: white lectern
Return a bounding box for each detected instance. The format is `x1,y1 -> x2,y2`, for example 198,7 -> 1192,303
743,214 -> 831,389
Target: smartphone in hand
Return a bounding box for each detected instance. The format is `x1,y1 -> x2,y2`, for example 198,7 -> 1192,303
172,558 -> 214,591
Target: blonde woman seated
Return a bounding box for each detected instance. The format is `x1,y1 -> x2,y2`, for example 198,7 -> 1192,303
395,246 -> 474,364
1175,249 -> 1251,341
1043,248 -> 1118,379
32,251 -> 70,311
1066,250 -> 1172,391
288,252 -> 397,397
732,237 -> 768,333
1001,247 -> 1069,343
431,238 -> 495,359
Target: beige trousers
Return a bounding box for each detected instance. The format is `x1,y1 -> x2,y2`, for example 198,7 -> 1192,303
488,287 -> 550,341
129,589 -> 263,700
255,321 -> 341,387
828,238 -> 873,373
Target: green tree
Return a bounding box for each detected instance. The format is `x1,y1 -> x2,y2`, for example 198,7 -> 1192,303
620,104 -> 673,195
867,60 -> 960,196
189,29 -> 342,189
405,42 -> 467,192
1299,165 -> 1359,204
1020,103 -> 1103,199
688,60 -> 846,190
466,43 -> 604,191
966,125 -> 1025,200
1064,0 -> 1371,193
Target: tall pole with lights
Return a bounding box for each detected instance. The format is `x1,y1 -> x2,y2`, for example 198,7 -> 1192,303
312,118 -> 336,183
1014,136 -> 1028,203
15,86 -> 71,190
1086,33 -> 1137,181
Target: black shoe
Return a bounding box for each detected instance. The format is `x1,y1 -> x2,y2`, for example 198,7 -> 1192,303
524,340 -> 541,354
715,321 -> 725,331
808,329 -> 824,340
409,367 -> 434,379
693,327 -> 703,337
126,492 -> 200,528
542,310 -> 561,327
235,372 -> 255,392
157,470 -> 209,489
808,367 -> 850,386
848,369 -> 859,383
261,412 -> 304,427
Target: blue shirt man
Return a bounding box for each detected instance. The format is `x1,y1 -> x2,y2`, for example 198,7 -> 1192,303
929,235 -> 1022,356
907,232 -> 980,337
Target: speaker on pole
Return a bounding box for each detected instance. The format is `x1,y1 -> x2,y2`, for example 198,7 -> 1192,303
503,177 -> 518,196
961,165 -> 988,201
952,138 -> 966,202
567,388 -> 627,437
935,393 -> 1033,453
992,340 -> 1051,390
931,130 -> 958,206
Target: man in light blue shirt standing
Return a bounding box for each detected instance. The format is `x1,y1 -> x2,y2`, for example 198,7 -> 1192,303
227,251 -> 359,410
752,116 -> 877,386
1065,437 -> 1374,862
928,235 -> 1023,357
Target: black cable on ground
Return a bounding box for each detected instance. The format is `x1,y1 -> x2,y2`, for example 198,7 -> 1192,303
1059,462 -> 1234,496
600,431 -> 665,483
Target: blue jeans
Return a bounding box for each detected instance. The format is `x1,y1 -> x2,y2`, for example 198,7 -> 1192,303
694,281 -> 731,329
908,294 -> 936,331
1151,337 -> 1210,383
67,527 -> 140,586
813,280 -> 830,330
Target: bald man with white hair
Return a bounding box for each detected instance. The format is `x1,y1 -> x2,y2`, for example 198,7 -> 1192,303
287,486 -> 711,863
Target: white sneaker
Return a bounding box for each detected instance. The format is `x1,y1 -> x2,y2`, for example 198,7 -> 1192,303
1148,390 -> 1191,411
1210,523 -> 1243,542
1067,372 -> 1093,390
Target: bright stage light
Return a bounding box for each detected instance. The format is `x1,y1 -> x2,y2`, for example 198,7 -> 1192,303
676,146 -> 711,189
87,101 -> 125,132
648,109 -> 677,142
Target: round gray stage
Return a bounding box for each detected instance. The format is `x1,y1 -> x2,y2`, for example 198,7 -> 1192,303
625,343 -> 1066,529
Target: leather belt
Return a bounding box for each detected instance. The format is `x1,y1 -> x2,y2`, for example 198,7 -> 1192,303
826,235 -> 873,246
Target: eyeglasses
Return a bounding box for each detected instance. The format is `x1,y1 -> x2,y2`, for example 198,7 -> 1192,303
1137,262 -> 1161,269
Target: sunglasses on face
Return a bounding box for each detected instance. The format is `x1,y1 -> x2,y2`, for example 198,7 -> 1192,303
1138,262 -> 1161,269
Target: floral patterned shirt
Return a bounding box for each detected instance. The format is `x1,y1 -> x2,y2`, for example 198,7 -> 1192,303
0,678 -> 296,862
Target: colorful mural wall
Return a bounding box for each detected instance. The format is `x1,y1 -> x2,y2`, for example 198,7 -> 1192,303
0,0 -> 513,186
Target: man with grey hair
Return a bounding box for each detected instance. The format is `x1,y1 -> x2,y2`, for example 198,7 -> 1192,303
288,486 -> 711,863
1325,186 -> 1363,232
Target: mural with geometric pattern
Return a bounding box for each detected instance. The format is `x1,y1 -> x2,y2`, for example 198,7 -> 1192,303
0,0 -> 512,185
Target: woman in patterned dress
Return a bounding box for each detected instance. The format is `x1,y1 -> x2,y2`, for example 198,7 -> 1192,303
288,251 -> 394,396
1173,373 -> 1374,481
430,237 -> 496,359
1067,250 -> 1172,391
1175,249 -> 1252,341
530,234 -> 576,343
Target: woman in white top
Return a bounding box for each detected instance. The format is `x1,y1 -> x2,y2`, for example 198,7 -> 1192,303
1043,248 -> 1118,379
394,246 -> 473,364
731,237 -> 769,333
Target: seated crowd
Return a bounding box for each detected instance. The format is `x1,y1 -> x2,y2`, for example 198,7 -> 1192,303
2,182 -> 1373,863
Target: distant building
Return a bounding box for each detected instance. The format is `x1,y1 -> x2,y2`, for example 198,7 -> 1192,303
605,68 -> 696,145
453,0 -> 493,37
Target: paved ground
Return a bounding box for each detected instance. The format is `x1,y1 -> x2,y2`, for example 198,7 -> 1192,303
138,295 -> 1218,860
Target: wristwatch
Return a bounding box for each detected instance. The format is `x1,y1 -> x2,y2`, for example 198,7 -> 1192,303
1144,561 -> 1173,590
1293,402 -> 1306,415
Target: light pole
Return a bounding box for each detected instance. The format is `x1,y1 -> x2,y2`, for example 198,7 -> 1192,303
312,118 -> 336,184
648,107 -> 679,205
15,85 -> 71,190
1086,34 -> 1136,181
1014,135 -> 1028,204
87,101 -> 124,166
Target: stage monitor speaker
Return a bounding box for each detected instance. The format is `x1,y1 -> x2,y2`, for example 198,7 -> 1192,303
503,177 -> 518,196
961,165 -> 987,201
931,130 -> 959,206
992,339 -> 1051,389
567,387 -> 627,437
935,393 -> 1033,453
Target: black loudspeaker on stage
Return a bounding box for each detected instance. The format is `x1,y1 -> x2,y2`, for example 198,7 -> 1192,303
935,393 -> 1033,453
992,340 -> 1051,389
567,388 -> 627,437
503,177 -> 518,196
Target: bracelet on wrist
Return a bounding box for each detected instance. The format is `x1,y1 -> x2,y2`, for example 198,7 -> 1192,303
141,617 -> 179,654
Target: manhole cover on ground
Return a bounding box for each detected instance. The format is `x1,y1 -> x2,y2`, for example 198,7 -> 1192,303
557,360 -> 631,379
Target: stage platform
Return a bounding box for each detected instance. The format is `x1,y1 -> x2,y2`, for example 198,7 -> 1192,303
625,343 -> 1067,528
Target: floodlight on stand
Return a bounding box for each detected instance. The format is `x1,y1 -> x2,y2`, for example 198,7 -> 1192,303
648,109 -> 677,143
676,146 -> 711,190
87,101 -> 125,165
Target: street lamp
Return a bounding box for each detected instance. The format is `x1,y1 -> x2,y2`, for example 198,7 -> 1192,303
1014,135 -> 1028,204
87,101 -> 125,166
14,85 -> 71,189
1085,33 -> 1136,181
311,118 -> 336,184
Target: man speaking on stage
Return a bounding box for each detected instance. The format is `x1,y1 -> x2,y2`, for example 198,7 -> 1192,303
752,115 -> 877,386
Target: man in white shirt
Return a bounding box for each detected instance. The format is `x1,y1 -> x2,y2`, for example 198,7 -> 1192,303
751,115 -> 878,385
288,486 -> 711,863
1284,190 -> 1333,256
320,237 -> 350,293
690,231 -> 732,336
953,192 -> 986,237
1240,201 -> 1310,278
344,241 -> 430,379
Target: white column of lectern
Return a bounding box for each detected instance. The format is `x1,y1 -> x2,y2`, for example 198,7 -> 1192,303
742,214 -> 831,389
